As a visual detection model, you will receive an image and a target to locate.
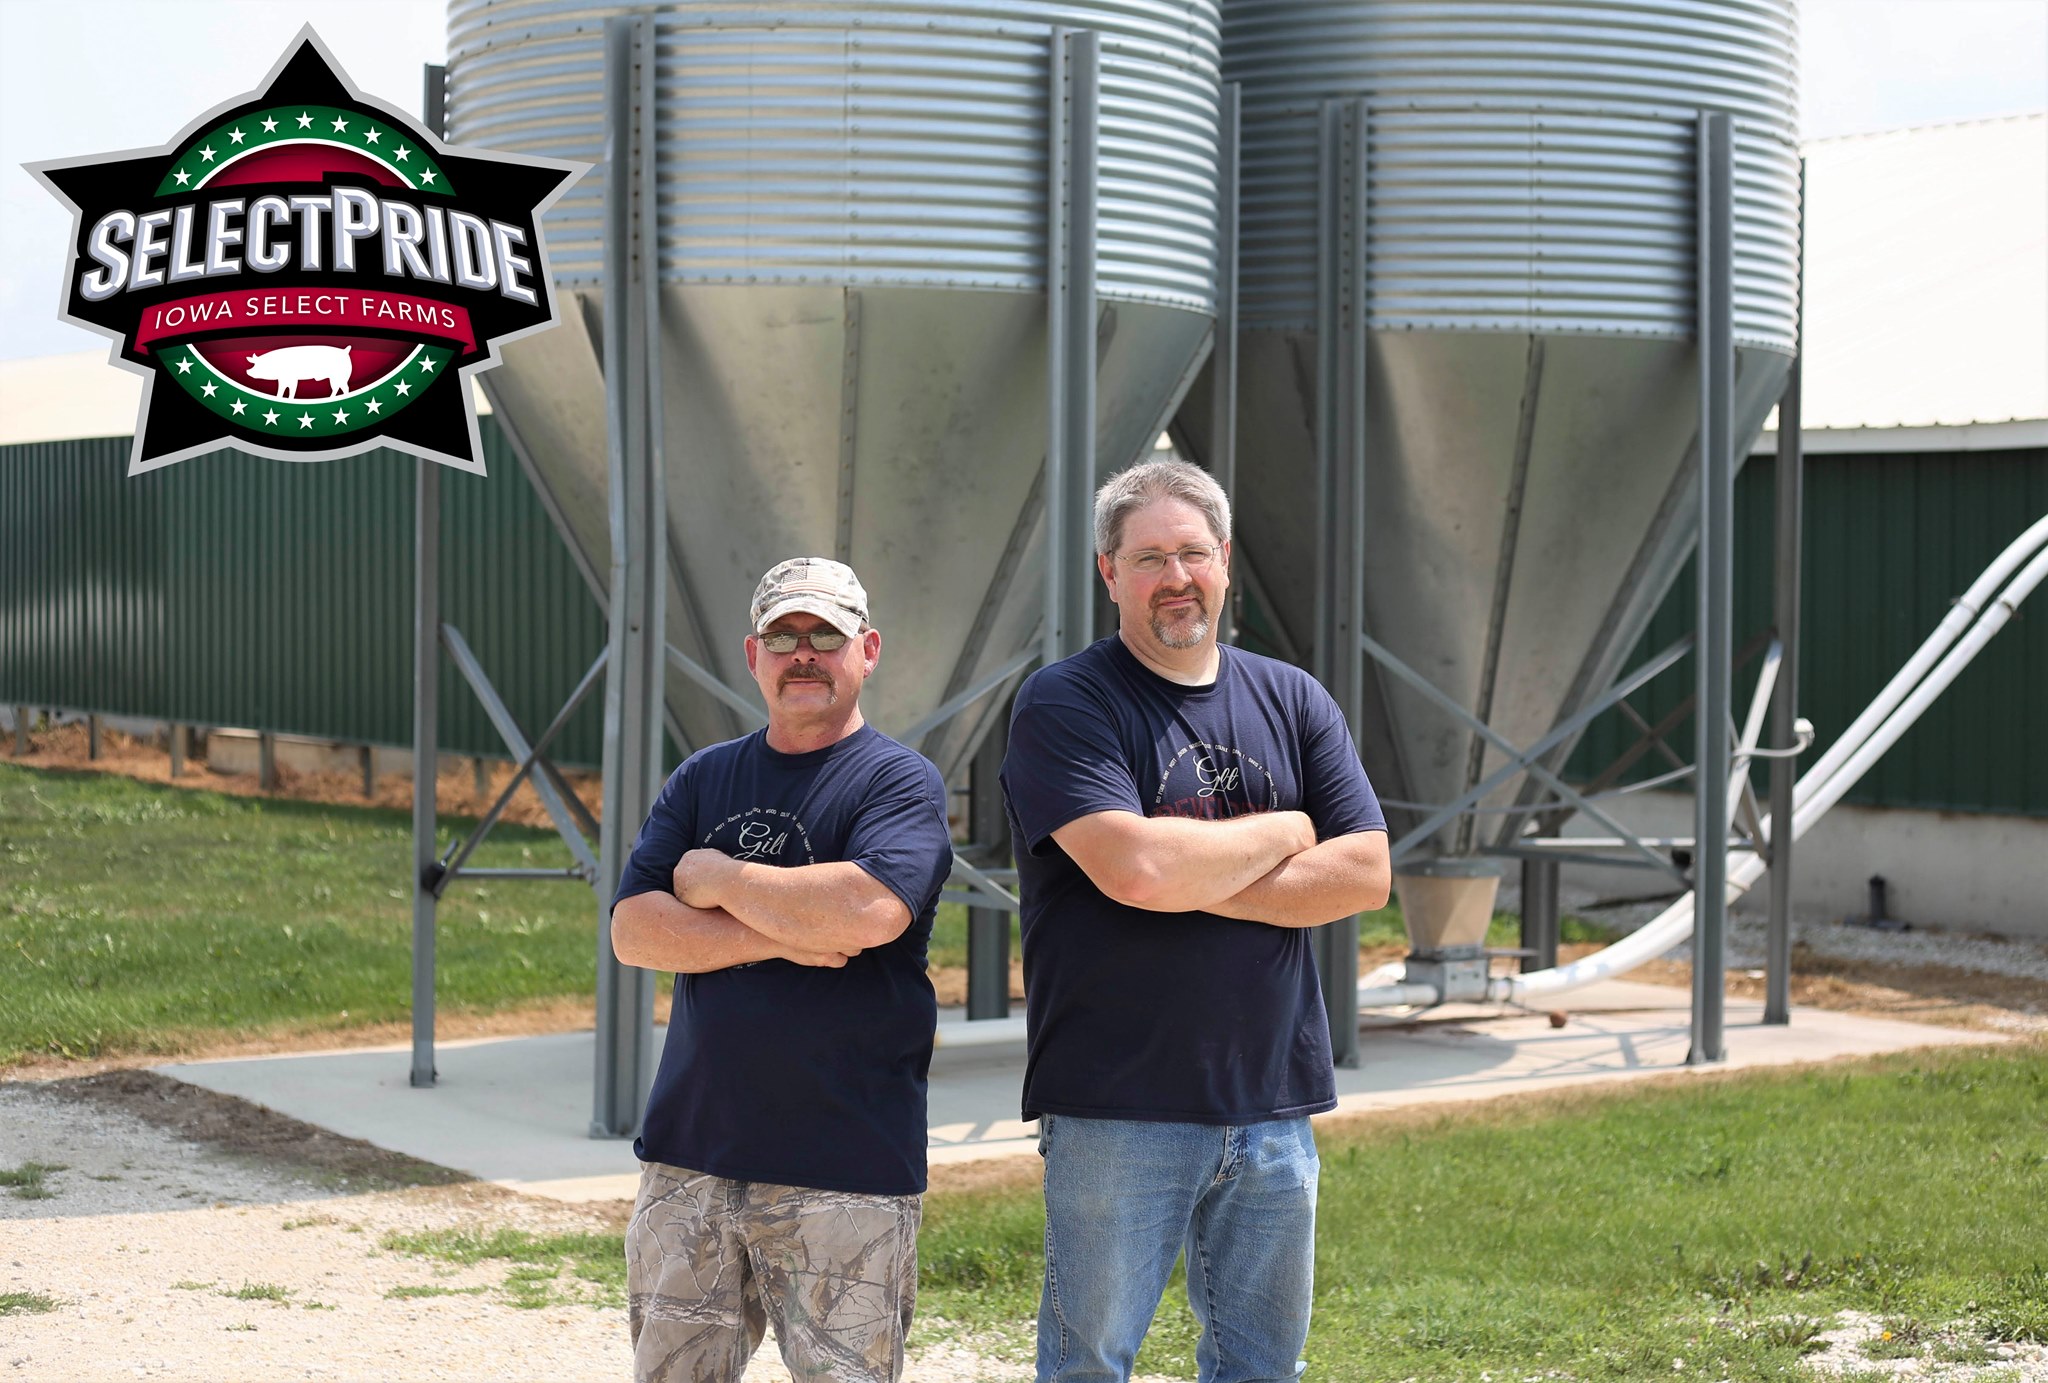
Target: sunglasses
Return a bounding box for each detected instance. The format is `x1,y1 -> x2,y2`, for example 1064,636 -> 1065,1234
756,629 -> 852,654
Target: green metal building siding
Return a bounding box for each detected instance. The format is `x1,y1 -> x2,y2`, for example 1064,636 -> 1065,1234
1567,447 -> 2048,816
0,424 -> 610,767
6,435 -> 2042,810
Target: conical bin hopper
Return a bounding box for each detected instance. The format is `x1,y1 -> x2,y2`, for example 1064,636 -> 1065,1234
446,0 -> 1224,777
1177,0 -> 1799,853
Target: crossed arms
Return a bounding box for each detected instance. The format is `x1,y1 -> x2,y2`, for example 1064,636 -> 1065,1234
1050,809 -> 1390,927
610,851 -> 912,974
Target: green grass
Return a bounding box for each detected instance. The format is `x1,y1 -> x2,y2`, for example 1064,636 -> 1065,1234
0,1160 -> 66,1200
385,1284 -> 489,1300
917,1042 -> 2048,1381
0,1291 -> 58,1315
381,1227 -> 625,1310
0,762 -> 606,1065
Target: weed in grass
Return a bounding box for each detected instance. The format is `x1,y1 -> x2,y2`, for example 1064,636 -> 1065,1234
1735,1313 -> 1828,1355
0,1291 -> 58,1316
1976,1265 -> 2048,1343
222,1282 -> 291,1303
303,1301 -> 337,1311
0,1160 -> 65,1199
385,1285 -> 488,1300
381,1227 -> 624,1310
1934,1337 -> 1996,1365
171,1280 -> 214,1291
504,1265 -> 563,1310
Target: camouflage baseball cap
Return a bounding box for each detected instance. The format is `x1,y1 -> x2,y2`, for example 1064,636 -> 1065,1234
749,557 -> 870,640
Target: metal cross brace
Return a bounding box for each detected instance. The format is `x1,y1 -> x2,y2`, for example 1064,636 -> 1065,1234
1365,631 -> 1691,883
438,623 -> 601,880
435,645 -> 610,893
665,643 -> 768,728
1383,632 -> 1694,868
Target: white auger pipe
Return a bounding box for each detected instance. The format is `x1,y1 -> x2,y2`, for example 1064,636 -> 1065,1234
1352,514 -> 2048,1012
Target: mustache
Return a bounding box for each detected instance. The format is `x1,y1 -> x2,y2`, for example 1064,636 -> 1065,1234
778,665 -> 836,690
1151,583 -> 1206,613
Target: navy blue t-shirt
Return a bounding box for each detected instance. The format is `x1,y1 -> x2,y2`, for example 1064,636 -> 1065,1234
1002,636 -> 1386,1125
611,723 -> 952,1196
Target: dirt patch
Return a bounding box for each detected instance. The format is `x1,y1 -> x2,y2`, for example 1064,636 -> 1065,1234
1613,945 -> 2047,1035
40,1070 -> 476,1195
5,719 -> 602,831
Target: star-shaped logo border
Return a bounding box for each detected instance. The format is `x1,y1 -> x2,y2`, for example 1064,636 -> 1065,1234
26,26 -> 586,477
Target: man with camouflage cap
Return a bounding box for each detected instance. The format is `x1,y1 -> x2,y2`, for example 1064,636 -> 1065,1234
611,556 -> 953,1382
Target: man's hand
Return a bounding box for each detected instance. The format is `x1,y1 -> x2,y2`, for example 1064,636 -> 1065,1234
782,946 -> 858,968
674,848 -> 737,910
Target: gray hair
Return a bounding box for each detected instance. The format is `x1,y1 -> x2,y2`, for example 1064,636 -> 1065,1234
1092,457 -> 1232,556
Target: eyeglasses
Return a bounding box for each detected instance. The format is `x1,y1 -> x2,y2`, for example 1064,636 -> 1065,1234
1117,544 -> 1221,575
756,628 -> 852,654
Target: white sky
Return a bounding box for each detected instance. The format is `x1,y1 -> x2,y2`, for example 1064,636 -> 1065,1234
1,0 -> 2044,361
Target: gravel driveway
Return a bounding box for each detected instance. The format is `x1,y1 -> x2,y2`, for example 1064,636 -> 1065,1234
0,1080 -> 1018,1382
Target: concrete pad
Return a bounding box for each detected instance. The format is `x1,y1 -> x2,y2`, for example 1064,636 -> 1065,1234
157,982 -> 2004,1203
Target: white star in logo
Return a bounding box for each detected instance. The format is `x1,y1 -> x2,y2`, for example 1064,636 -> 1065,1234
394,380 -> 411,397
331,407 -> 350,424
228,129 -> 246,144
298,413 -> 315,429
364,397 -> 382,415
296,112 -> 313,129
419,170 -> 436,185
363,128 -> 381,144
200,381 -> 217,398
173,170 -> 191,186
230,398 -> 247,416
418,357 -> 436,374
261,116 -> 278,133
331,116 -> 349,133
393,146 -> 410,162
198,145 -> 216,162
174,357 -> 193,374
263,409 -> 280,426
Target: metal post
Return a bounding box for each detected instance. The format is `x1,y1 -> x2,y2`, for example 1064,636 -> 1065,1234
1765,158 -> 1806,1026
1212,83 -> 1241,642
966,714 -> 1012,1020
258,733 -> 275,790
409,61 -> 448,1092
1690,111 -> 1735,1065
88,715 -> 101,760
1046,29 -> 1099,661
12,708 -> 27,755
361,745 -> 375,798
593,15 -> 664,1139
168,723 -> 184,778
1308,101 -> 1369,1065
1519,857 -> 1560,972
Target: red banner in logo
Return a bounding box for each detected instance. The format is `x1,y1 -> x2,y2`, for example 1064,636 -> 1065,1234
135,290 -> 477,354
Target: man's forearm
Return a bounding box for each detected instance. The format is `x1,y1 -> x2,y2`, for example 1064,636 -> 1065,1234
1204,832 -> 1392,928
683,857 -> 909,951
1066,810 -> 1316,913
612,890 -> 845,973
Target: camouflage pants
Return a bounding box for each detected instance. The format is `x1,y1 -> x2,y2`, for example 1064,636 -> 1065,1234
626,1161 -> 922,1383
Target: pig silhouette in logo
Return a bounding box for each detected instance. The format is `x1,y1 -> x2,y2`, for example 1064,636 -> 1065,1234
245,344 -> 353,400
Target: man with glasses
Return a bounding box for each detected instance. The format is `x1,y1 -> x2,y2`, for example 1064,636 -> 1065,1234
1002,458 -> 1391,1382
610,556 -> 952,1383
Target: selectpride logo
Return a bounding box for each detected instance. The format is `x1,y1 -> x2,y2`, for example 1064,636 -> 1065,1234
27,28 -> 584,475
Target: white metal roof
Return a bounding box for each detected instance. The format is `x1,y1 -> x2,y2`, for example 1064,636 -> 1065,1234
0,349 -> 493,449
1790,111 -> 2048,436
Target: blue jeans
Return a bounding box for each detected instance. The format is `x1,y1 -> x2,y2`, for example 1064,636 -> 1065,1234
1035,1113 -> 1319,1383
